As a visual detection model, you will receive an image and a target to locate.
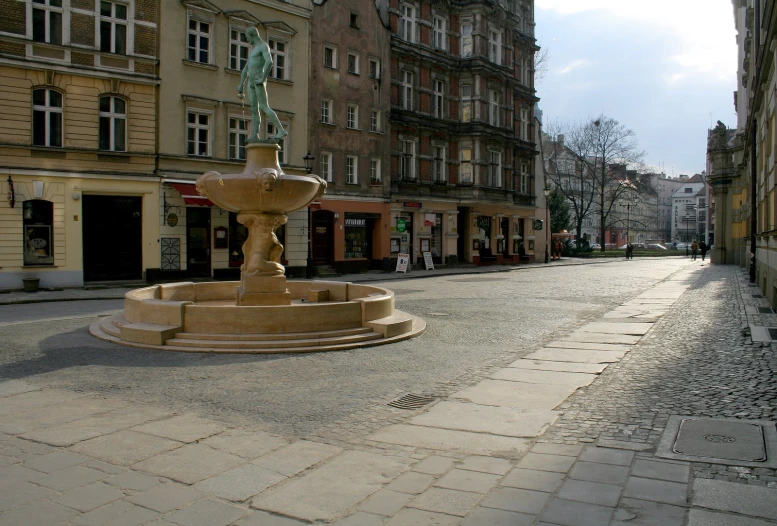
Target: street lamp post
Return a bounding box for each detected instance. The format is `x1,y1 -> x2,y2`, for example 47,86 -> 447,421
303,151 -> 315,279
544,187 -> 550,263
626,203 -> 631,245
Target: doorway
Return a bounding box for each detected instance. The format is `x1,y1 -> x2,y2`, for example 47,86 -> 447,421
82,195 -> 142,281
186,207 -> 211,277
312,210 -> 334,265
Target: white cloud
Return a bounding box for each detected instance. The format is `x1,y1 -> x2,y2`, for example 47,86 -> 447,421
557,59 -> 591,75
537,0 -> 736,83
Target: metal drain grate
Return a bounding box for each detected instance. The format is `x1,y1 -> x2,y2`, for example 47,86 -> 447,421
388,394 -> 436,410
768,328 -> 777,340
759,307 -> 774,314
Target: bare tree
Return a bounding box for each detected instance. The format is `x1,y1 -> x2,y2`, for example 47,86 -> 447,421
534,45 -> 550,85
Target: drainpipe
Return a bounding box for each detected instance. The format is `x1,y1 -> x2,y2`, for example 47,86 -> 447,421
750,0 -> 760,284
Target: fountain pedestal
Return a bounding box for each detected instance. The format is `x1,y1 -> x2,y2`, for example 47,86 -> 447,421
238,275 -> 291,306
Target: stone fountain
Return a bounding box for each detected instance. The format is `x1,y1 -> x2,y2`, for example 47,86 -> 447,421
90,27 -> 424,353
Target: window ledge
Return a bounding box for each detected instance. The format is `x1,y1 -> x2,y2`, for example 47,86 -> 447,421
268,77 -> 293,86
320,122 -> 336,127
346,182 -> 360,186
368,130 -> 384,135
187,155 -> 213,159
324,65 -> 338,71
347,71 -> 360,76
346,127 -> 361,132
182,59 -> 218,70
224,67 -> 242,76
23,265 -> 57,268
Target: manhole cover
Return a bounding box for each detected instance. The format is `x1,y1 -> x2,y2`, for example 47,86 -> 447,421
768,328 -> 777,340
673,418 -> 766,462
758,307 -> 774,314
388,394 -> 436,410
753,294 -> 764,298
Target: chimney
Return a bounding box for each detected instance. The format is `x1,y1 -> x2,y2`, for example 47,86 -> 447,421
557,134 -> 564,146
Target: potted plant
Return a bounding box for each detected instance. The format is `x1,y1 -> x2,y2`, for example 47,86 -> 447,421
22,277 -> 40,293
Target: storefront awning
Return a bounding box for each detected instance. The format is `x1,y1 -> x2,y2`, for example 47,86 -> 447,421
163,180 -> 214,207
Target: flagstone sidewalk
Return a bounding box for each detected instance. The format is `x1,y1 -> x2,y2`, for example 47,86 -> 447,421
1,262 -> 776,525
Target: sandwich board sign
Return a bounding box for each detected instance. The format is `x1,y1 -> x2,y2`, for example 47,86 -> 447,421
423,252 -> 434,270
396,253 -> 410,273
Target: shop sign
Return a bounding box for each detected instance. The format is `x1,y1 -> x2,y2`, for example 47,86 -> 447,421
396,218 -> 407,232
396,253 -> 410,273
423,251 -> 435,270
167,213 -> 178,227
477,216 -> 491,229
533,219 -> 543,230
345,218 -> 365,227
403,202 -> 422,208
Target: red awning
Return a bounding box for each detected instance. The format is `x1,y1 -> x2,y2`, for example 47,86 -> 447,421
164,181 -> 214,207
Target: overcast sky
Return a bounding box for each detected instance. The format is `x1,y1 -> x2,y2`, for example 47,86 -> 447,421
535,0 -> 737,177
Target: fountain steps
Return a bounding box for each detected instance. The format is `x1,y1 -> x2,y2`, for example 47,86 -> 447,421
166,331 -> 383,349
176,327 -> 375,341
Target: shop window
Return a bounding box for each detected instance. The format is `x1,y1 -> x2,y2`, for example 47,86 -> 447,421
344,217 -> 370,258
23,200 -> 54,266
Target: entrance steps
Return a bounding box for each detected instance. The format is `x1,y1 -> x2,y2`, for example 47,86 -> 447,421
315,265 -> 340,277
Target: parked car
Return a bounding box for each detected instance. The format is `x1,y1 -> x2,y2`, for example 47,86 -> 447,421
647,243 -> 667,250
674,243 -> 688,250
590,243 -> 601,250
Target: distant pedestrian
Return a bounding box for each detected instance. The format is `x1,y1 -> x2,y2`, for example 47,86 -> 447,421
691,240 -> 699,260
700,241 -> 708,261
626,242 -> 634,260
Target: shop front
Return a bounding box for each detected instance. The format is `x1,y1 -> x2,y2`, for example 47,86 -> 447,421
467,205 -> 538,265
390,201 -> 458,268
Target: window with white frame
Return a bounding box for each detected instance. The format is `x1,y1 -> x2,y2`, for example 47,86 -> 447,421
321,99 -> 332,124
269,38 -> 288,80
460,23 -> 472,57
320,151 -> 332,182
323,44 -> 337,68
520,57 -> 529,86
433,15 -> 446,50
520,161 -> 530,194
520,107 -> 529,140
399,3 -> 416,43
433,145 -> 446,183
488,151 -> 502,187
460,147 -> 472,184
229,27 -> 249,70
488,28 -> 502,64
433,80 -> 444,119
401,71 -> 413,111
347,51 -> 359,74
346,155 -> 358,184
99,1 -> 128,54
489,89 -> 499,126
347,103 -> 358,129
267,122 -> 288,164
370,158 -> 381,184
186,110 -> 210,156
32,0 -> 63,45
400,139 -> 415,180
461,85 -> 472,122
98,96 -> 126,151
32,88 -> 63,147
228,116 -> 249,160
370,109 -> 381,132
187,18 -> 211,63
368,57 -> 380,79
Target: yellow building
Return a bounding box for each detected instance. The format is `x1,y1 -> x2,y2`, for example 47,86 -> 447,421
0,0 -> 160,289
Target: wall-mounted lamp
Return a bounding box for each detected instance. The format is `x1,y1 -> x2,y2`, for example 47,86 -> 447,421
303,150 -> 315,174
6,176 -> 14,208
72,192 -> 81,201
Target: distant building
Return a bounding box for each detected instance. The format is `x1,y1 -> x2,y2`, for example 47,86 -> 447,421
670,174 -> 707,243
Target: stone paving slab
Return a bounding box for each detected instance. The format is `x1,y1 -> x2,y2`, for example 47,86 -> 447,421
125,482 -> 204,513
407,486 -> 482,516
194,463 -> 287,502
615,498 -> 687,526
480,485 -> 550,514
132,443 -> 245,484
251,440 -> 342,477
0,479 -> 58,513
434,468 -> 501,493
578,322 -> 654,335
451,379 -> 580,409
164,497 -> 247,526
458,456 -> 512,475
252,450 -> 412,522
561,331 -> 642,345
384,508 -> 460,525
523,348 -> 626,363
0,497 -> 79,525
556,478 -> 622,507
357,489 -> 414,516
131,414 -> 230,443
0,379 -> 40,398
544,340 -> 634,351
461,506 -> 536,526
491,368 -> 596,387
623,476 -> 688,506
507,359 -> 609,373
540,497 -> 614,526
367,424 -> 532,456
53,481 -> 125,512
0,396 -> 130,435
687,509 -> 776,526
408,400 -> 558,437
691,478 -> 777,520
69,430 -> 183,466
410,455 -> 455,476
201,429 -> 290,460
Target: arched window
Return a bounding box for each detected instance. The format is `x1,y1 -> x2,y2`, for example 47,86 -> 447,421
23,200 -> 54,266
99,96 -> 127,151
32,88 -> 63,147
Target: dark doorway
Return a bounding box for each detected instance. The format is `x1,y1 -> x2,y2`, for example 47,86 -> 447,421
500,217 -> 510,256
457,206 -> 469,261
312,210 -> 334,265
82,195 -> 142,281
186,207 -> 211,277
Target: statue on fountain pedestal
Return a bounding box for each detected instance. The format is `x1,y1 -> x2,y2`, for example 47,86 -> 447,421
237,27 -> 288,143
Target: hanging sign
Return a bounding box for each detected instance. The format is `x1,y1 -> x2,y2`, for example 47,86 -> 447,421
423,251 -> 434,270
396,218 -> 407,232
403,202 -> 422,208
533,219 -> 543,230
396,253 -> 410,273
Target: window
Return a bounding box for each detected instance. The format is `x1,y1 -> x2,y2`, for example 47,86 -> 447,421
98,96 -> 126,151
32,88 -> 63,147
370,158 -> 381,184
346,155 -> 358,184
433,80 -> 444,119
23,200 -> 54,266
350,12 -> 359,28
370,109 -> 381,132
187,111 -> 210,156
489,90 -> 499,126
320,152 -> 332,182
488,151 -> 502,187
347,103 -> 359,129
520,162 -> 530,193
400,140 -> 415,180
520,107 -> 529,140
99,1 -> 128,54
368,58 -> 380,79
433,145 -> 446,183
401,71 -> 413,111
229,27 -> 249,70
32,0 -> 62,45
228,116 -> 249,160
461,85 -> 472,122
323,45 -> 337,69
347,51 -> 359,74
460,23 -> 472,57
489,29 -> 502,64
399,3 -> 416,43
269,38 -> 288,79
321,99 -> 332,124
187,19 -> 211,63
520,57 -> 529,86
460,147 -> 472,184
267,122 -> 287,164
433,16 -> 446,50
